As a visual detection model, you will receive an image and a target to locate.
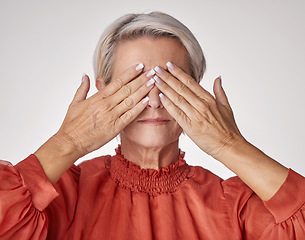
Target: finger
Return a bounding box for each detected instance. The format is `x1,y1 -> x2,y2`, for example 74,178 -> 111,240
154,66 -> 207,114
108,70 -> 155,108
112,78 -> 155,118
213,77 -> 240,133
213,76 -> 232,110
70,74 -> 90,107
114,97 -> 148,130
157,67 -> 231,131
102,63 -> 144,97
165,62 -> 215,102
157,65 -> 225,124
154,75 -> 196,117
158,93 -> 192,131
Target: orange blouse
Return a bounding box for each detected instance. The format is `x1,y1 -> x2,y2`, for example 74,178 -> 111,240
0,147 -> 305,239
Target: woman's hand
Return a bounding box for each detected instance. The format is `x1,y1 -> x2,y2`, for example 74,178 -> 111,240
35,63 -> 155,183
154,62 -> 244,161
56,63 -> 154,158
154,62 -> 289,201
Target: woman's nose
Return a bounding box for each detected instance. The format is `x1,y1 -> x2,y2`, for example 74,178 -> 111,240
147,86 -> 163,109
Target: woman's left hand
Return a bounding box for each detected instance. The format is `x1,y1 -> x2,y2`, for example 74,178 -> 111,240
154,62 -> 245,161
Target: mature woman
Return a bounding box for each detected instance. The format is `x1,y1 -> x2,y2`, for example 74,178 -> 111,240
0,11 -> 304,239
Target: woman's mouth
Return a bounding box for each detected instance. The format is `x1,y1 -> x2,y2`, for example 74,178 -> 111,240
137,118 -> 170,126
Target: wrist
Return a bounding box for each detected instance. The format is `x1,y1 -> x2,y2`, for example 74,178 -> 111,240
212,134 -> 249,164
51,131 -> 84,159
214,137 -> 289,201
34,132 -> 82,184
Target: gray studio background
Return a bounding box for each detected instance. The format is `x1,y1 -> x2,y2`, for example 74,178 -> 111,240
1,0 -> 304,179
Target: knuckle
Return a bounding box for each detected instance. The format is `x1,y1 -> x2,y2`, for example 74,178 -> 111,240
123,97 -> 134,108
98,91 -> 107,98
122,111 -> 133,122
206,93 -> 216,104
177,83 -> 188,94
121,85 -> 132,96
113,78 -> 123,89
107,112 -> 116,122
100,100 -> 111,112
177,109 -> 185,119
185,76 -> 195,86
198,101 -> 210,113
84,99 -> 94,110
174,94 -> 185,104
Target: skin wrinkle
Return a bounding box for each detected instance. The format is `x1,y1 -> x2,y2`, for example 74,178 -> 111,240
18,13 -> 299,239
107,37 -> 191,170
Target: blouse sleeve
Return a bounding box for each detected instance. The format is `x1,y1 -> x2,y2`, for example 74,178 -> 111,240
0,154 -> 79,239
222,169 -> 305,239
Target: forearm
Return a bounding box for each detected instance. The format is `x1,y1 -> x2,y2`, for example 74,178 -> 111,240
219,138 -> 289,201
34,133 -> 81,184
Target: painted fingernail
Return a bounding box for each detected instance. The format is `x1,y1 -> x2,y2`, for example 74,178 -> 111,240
153,75 -> 162,84
159,93 -> 165,100
146,78 -> 155,87
82,73 -> 86,83
146,69 -> 155,78
135,63 -> 144,71
154,66 -> 163,74
142,96 -> 150,104
166,62 -> 175,70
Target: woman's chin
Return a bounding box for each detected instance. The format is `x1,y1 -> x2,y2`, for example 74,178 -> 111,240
120,133 -> 179,150
120,125 -> 182,150
136,140 -> 171,149
126,138 -> 172,149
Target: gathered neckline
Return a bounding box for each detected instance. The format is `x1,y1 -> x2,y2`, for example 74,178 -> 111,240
106,146 -> 194,196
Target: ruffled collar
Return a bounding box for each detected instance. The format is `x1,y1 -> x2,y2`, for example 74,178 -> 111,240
106,146 -> 193,196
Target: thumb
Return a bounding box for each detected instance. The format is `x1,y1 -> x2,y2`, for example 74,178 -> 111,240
70,74 -> 90,106
213,76 -> 231,109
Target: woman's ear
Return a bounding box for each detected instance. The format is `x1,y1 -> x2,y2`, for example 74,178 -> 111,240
96,76 -> 106,91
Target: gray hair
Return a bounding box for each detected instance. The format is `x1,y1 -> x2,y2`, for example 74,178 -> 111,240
93,11 -> 206,85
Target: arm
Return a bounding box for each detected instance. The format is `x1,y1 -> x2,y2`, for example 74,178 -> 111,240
219,138 -> 288,201
0,156 -> 57,239
222,169 -> 305,239
0,154 -> 80,239
0,63 -> 154,238
35,63 -> 153,184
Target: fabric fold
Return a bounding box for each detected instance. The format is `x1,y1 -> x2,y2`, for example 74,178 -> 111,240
107,146 -> 192,196
15,154 -> 59,211
1,148 -> 305,239
264,169 -> 305,223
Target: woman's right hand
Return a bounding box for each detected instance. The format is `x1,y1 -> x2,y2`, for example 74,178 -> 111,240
56,63 -> 154,159
34,63 -> 154,183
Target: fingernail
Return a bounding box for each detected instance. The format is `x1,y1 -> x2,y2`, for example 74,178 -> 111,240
135,63 -> 144,71
146,69 -> 155,78
146,78 -> 155,87
142,96 -> 150,104
153,75 -> 162,84
166,62 -> 175,70
154,66 -> 163,74
218,75 -> 222,85
82,73 -> 86,83
159,93 -> 165,100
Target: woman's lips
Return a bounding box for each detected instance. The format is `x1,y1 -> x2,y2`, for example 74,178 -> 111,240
137,118 -> 170,126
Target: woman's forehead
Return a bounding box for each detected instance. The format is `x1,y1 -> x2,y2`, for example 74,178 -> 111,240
112,37 -> 192,77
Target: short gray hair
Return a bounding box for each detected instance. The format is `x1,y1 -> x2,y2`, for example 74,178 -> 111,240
93,11 -> 206,85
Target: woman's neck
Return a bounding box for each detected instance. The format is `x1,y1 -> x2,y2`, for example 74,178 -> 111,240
120,138 -> 180,170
